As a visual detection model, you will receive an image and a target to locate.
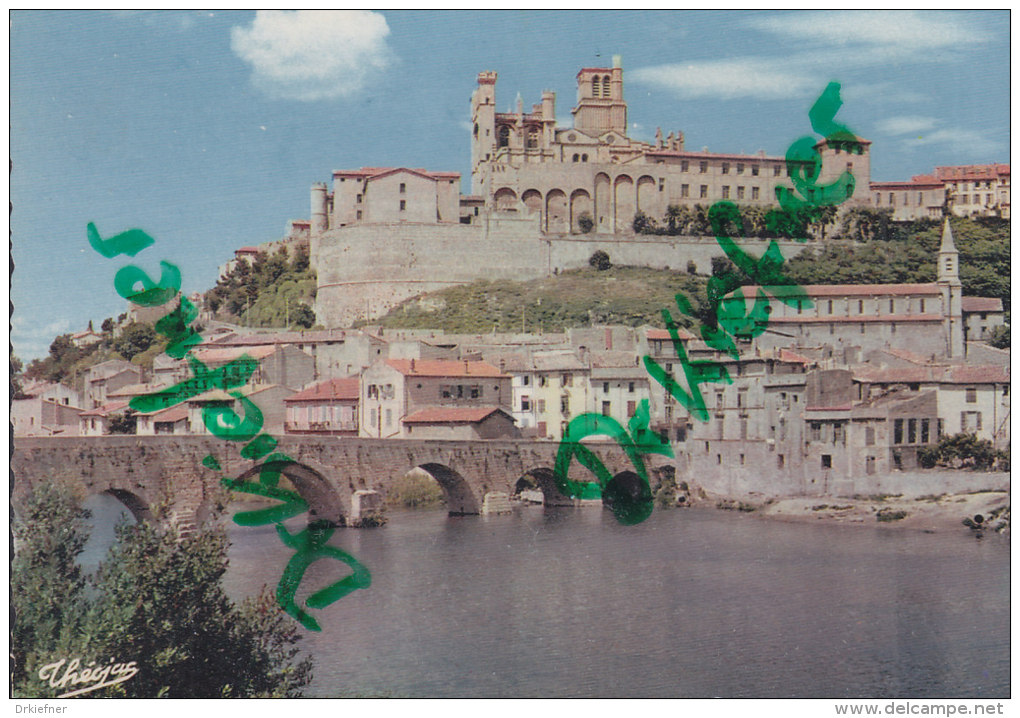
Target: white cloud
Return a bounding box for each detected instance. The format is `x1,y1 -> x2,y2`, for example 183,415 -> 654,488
231,10 -> 393,101
630,58 -> 818,101
875,115 -> 938,136
746,11 -> 982,53
902,128 -> 998,154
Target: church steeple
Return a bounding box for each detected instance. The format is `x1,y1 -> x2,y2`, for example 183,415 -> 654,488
938,217 -> 960,285
937,218 -> 964,359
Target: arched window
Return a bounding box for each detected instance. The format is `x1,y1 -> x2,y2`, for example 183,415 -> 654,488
581,154 -> 588,162
602,75 -> 611,98
527,128 -> 539,149
572,153 -> 579,163
497,125 -> 510,148
592,76 -> 601,98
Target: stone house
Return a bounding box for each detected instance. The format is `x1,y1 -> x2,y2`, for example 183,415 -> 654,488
203,329 -> 386,382
135,403 -> 190,436
79,400 -> 131,436
359,358 -> 511,439
186,384 -> 294,437
284,377 -> 360,436
961,296 -> 1005,342
85,360 -> 144,409
853,364 -> 1010,449
12,397 -> 83,436
190,343 -> 315,391
401,406 -> 519,440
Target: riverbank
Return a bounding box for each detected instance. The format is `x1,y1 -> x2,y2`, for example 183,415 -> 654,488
705,490 -> 1010,535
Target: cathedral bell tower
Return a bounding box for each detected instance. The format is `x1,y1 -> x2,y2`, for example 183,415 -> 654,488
937,218 -> 964,359
571,55 -> 627,137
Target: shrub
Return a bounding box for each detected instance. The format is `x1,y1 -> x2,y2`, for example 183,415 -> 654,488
918,433 -> 997,470
389,471 -> 445,508
588,250 -> 612,271
876,508 -> 908,522
577,211 -> 594,234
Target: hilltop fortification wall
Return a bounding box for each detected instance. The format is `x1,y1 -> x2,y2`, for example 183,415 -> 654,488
312,219 -> 810,328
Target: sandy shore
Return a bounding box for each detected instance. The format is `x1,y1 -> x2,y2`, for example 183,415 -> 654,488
704,490 -> 1010,534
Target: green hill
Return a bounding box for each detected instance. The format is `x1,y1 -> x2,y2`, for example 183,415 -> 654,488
364,265 -> 711,334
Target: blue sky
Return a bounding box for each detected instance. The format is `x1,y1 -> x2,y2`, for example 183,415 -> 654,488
10,10 -> 1009,360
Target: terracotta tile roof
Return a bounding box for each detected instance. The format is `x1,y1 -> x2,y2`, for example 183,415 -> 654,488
386,359 -> 506,378
402,406 -> 508,424
776,348 -> 813,364
768,314 -> 944,324
80,400 -> 131,417
870,179 -> 944,189
141,403 -> 189,422
107,382 -> 171,398
947,365 -> 1010,384
646,327 -> 696,341
935,164 -> 1009,181
285,378 -> 360,403
332,167 -> 460,182
191,344 -> 278,363
961,297 -> 1003,312
187,384 -> 283,403
853,365 -> 1009,385
644,149 -> 785,162
735,283 -> 941,298
206,329 -> 349,345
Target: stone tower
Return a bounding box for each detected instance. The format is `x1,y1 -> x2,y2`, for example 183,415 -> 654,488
470,71 -> 498,194
937,217 -> 964,359
571,55 -> 626,137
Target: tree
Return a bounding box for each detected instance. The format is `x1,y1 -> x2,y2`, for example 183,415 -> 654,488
987,324 -> 1010,349
108,409 -> 137,435
917,433 -> 998,470
292,303 -> 316,329
11,483 -> 91,692
101,317 -> 115,333
113,322 -> 158,361
11,353 -> 26,399
11,486 -> 313,698
589,250 -> 612,271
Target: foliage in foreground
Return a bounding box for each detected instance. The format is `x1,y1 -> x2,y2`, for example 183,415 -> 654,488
11,483 -> 312,698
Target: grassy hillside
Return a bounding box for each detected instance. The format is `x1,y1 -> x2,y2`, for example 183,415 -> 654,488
363,265 -> 711,334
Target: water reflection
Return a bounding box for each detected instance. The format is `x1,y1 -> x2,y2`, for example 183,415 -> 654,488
221,505 -> 1009,698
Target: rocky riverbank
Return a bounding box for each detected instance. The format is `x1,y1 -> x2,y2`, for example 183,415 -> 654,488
705,490 -> 1010,535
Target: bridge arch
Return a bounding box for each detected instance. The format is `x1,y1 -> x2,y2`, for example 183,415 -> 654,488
416,463 -> 480,515
513,467 -> 574,507
100,488 -> 153,523
232,458 -> 346,526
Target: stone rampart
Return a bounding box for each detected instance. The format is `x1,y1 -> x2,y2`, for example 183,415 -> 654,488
313,220 -> 809,327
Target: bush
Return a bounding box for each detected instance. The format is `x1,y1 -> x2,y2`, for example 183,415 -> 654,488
577,212 -> 594,234
876,508 -> 908,522
388,471 -> 445,508
588,250 -> 612,271
987,325 -> 1009,349
918,433 -> 998,470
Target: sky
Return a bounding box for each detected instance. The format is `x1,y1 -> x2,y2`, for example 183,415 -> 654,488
10,10 -> 1010,361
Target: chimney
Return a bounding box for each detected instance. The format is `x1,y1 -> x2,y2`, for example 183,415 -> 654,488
499,359 -> 506,373
464,360 -> 470,374
410,358 -> 416,373
605,327 -> 613,350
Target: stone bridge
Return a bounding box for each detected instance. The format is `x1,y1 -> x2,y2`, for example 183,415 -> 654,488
12,436 -> 675,529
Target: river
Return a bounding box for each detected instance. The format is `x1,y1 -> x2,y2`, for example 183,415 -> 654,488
81,495 -> 1009,698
